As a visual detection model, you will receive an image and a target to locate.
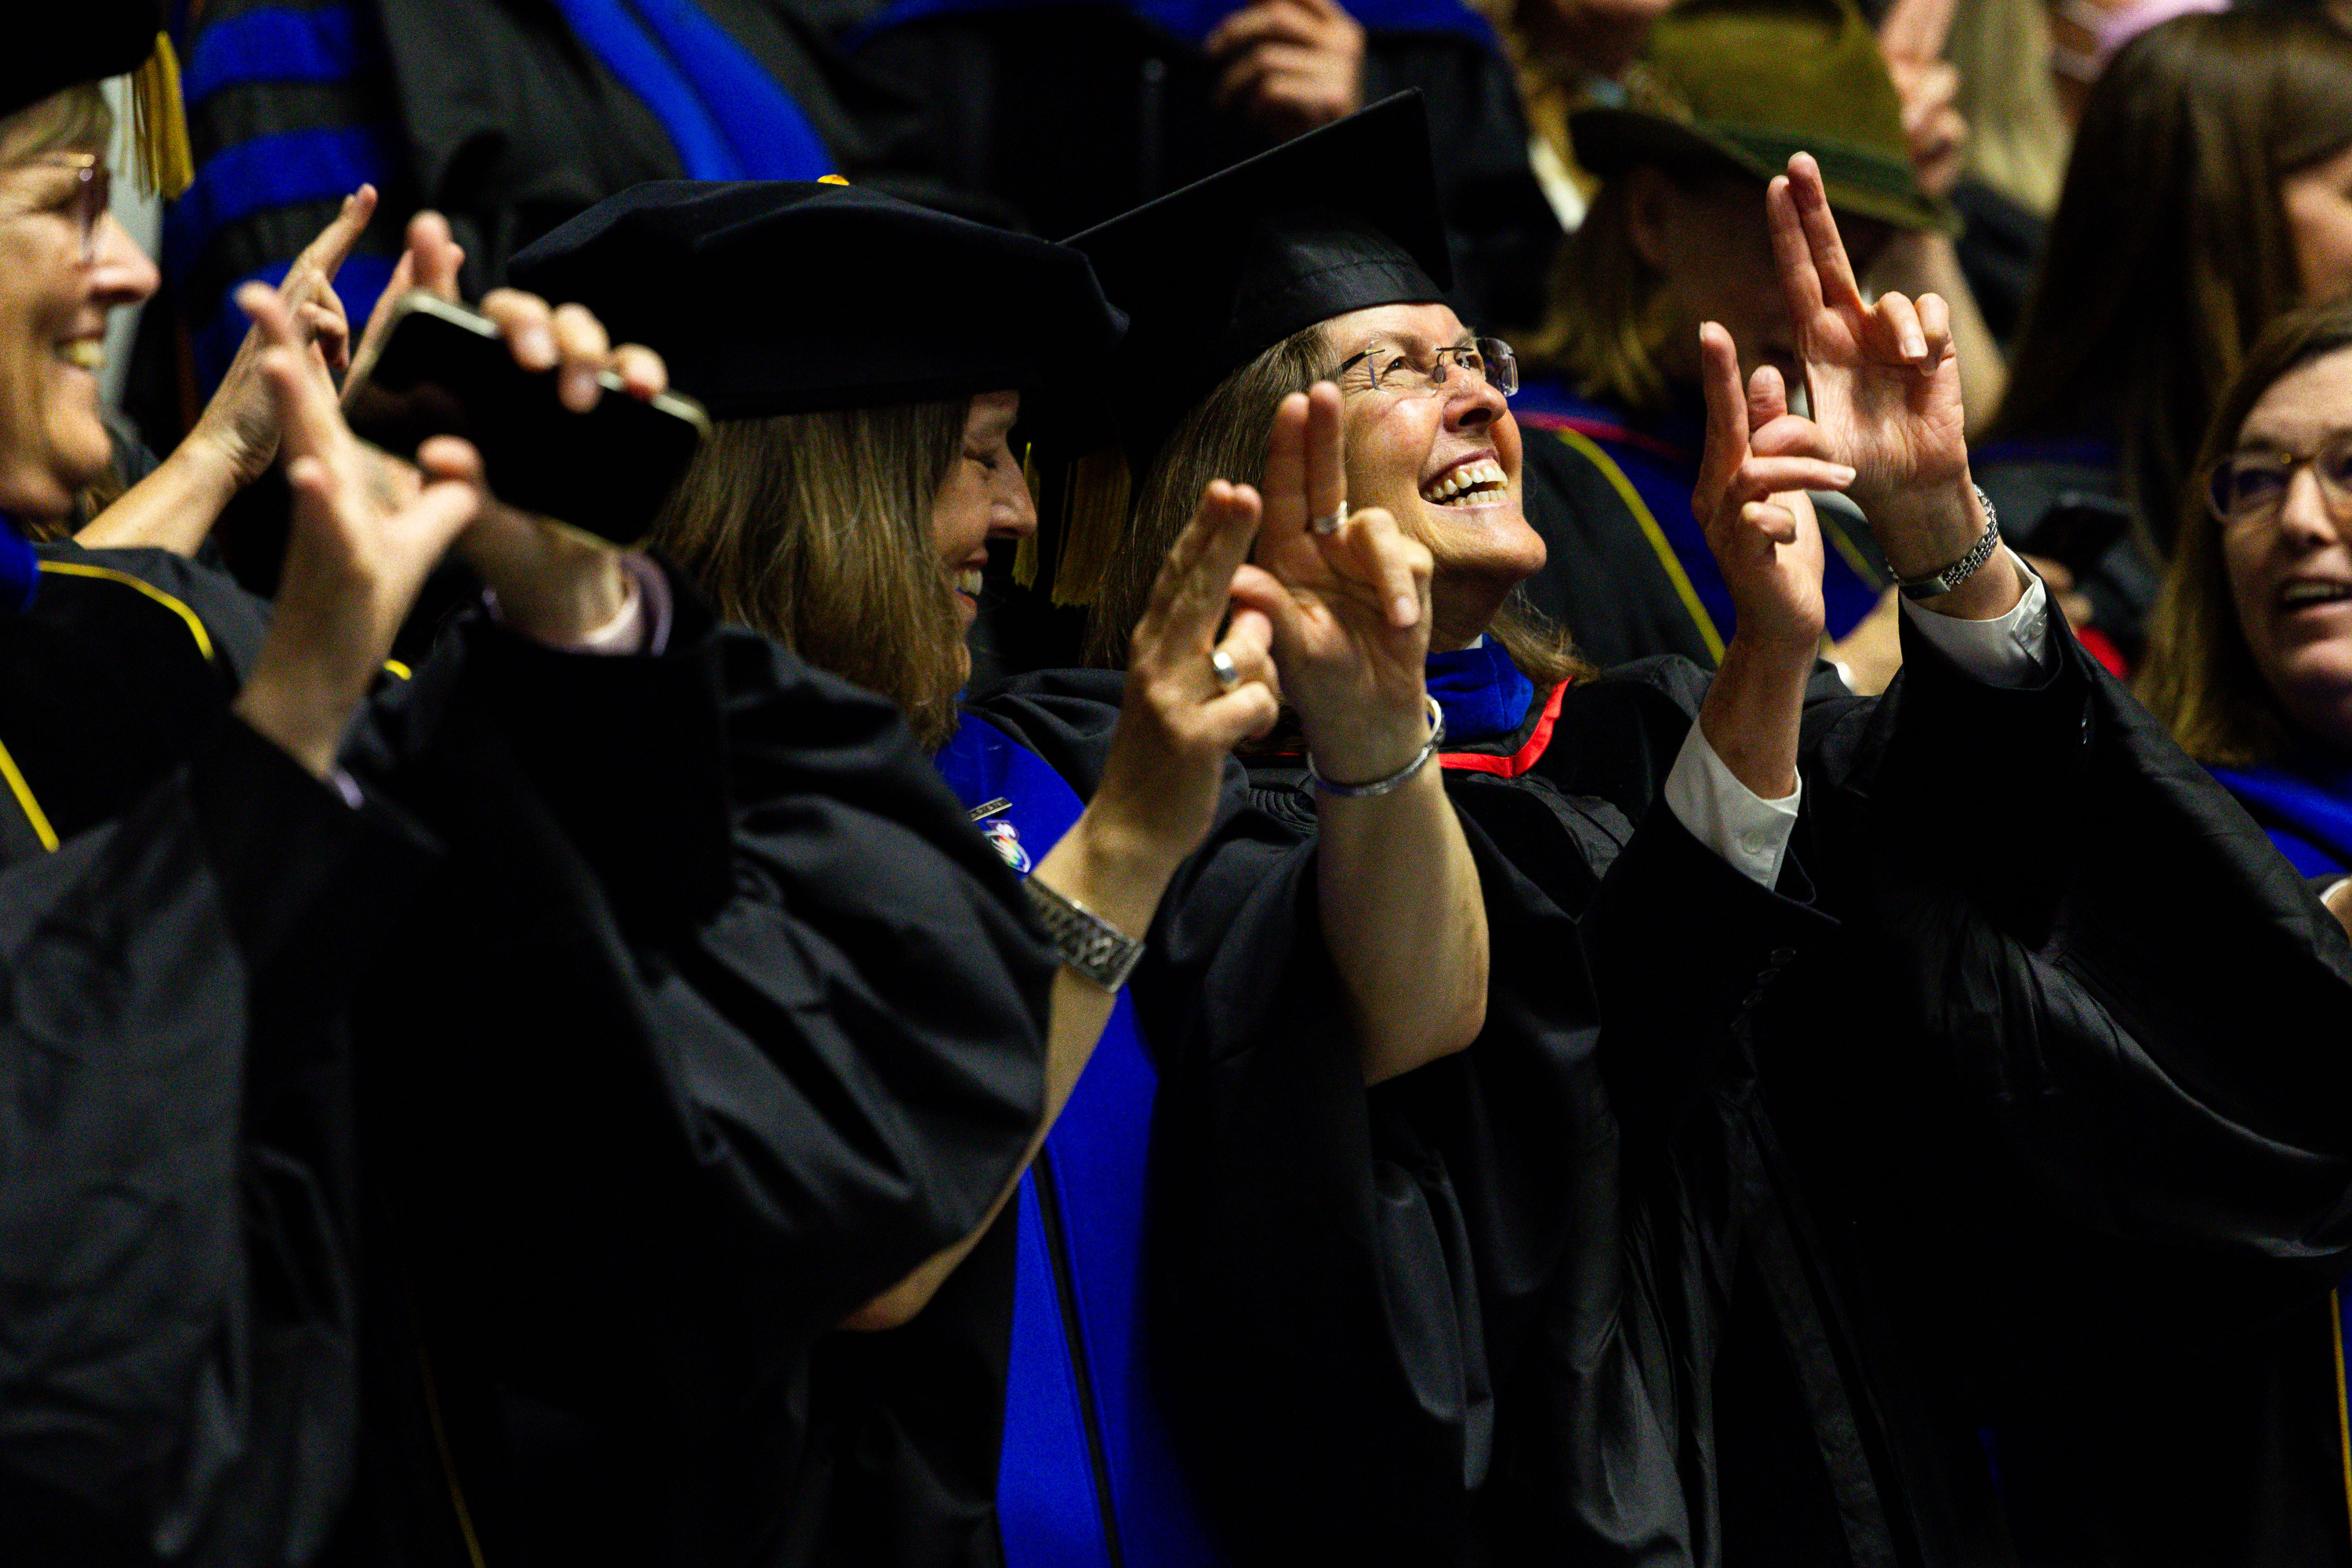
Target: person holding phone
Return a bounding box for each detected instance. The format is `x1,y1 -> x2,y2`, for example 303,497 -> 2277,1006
0,11 -> 1060,1563
506,174 -> 1486,1565
1065,94 -> 2352,1565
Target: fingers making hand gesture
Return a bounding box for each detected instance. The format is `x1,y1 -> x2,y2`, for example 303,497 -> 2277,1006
1090,481 -> 1283,872
228,280 -> 482,778
183,184 -> 380,492
1691,325 -> 1842,655
1244,382 -> 1436,782
1765,152 -> 1995,585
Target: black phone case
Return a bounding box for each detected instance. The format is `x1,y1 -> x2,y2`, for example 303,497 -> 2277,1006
345,299 -> 707,546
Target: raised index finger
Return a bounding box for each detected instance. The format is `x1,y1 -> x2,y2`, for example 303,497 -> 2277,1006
1766,174 -> 1825,327
1303,381 -> 1345,535
1258,390 -> 1313,548
283,185 -> 377,303
1694,321 -> 1752,506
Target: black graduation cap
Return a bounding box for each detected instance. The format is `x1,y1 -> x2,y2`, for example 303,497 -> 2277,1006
5,4 -> 164,120
506,180 -> 1127,421
4,4 -> 192,198
1062,90 -> 1454,474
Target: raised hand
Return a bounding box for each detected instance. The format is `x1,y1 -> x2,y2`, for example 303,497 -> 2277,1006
1692,323 -> 1842,655
344,209 -> 468,400
228,281 -> 481,778
1243,381 -> 1435,783
1091,481 -> 1283,877
183,187 -> 379,491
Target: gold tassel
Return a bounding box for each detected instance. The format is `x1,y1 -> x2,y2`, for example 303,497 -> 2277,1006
1048,445 -> 1130,607
130,33 -> 194,199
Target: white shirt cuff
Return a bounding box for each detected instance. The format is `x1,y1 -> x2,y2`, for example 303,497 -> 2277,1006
1896,553 -> 2053,689
1664,720 -> 1802,890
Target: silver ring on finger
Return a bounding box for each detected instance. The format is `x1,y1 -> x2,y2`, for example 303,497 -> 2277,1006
1311,504 -> 1348,536
1209,648 -> 1243,691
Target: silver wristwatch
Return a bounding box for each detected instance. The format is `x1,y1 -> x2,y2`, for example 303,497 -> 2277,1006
1893,485 -> 2002,601
1022,877 -> 1145,992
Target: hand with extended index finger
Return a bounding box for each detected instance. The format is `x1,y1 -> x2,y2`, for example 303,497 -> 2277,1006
229,279 -> 481,779
1693,322 -> 1838,654
1766,152 -> 1974,568
1089,479 -> 1283,877
1248,382 -> 1435,782
185,185 -> 380,492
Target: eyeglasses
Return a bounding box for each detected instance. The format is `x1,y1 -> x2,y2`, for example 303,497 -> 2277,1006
1330,337 -> 1518,400
2205,434 -> 2352,528
9,154 -> 109,260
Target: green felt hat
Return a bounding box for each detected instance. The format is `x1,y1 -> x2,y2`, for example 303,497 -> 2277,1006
1569,0 -> 1958,236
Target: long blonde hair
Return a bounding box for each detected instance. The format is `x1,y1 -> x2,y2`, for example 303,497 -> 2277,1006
651,401 -> 971,748
2137,299 -> 2352,767
1093,325 -> 1590,688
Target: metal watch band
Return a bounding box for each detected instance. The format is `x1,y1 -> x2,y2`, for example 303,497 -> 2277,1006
1307,694 -> 1448,799
1022,876 -> 1146,992
1894,485 -> 2002,601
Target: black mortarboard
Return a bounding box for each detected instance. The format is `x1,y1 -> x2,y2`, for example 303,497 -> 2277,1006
4,5 -> 164,119
506,181 -> 1127,420
5,4 -> 192,198
1018,92 -> 1450,604
1062,91 -> 1453,474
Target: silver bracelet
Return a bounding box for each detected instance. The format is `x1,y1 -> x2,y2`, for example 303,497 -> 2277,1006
1306,695 -> 1447,798
1893,485 -> 2002,601
1022,876 -> 1146,992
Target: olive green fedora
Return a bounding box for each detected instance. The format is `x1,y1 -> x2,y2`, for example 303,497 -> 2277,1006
1569,0 -> 1959,235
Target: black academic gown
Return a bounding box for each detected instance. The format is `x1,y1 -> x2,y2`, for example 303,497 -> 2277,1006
0,541 -> 1054,1567
1034,615 -> 2352,1567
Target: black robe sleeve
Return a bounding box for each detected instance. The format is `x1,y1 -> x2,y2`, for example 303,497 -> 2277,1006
0,715 -> 433,1564
1807,615 -> 2352,1302
342,578 -> 1053,1565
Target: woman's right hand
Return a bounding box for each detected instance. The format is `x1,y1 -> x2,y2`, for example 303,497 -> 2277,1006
228,281 -> 481,780
1083,481 -> 1283,884
1244,382 -> 1435,785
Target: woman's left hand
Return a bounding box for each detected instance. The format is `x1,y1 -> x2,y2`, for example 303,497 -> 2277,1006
1244,381 -> 1436,784
183,185 -> 379,491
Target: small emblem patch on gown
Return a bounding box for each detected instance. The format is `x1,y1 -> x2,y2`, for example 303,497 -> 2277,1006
982,818 -> 1031,874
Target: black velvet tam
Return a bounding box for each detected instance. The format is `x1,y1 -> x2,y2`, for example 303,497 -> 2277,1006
506,180 -> 1125,419
5,2 -> 165,118
1062,91 -> 1454,466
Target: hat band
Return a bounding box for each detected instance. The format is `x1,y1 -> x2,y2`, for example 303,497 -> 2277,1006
1710,123 -> 1920,204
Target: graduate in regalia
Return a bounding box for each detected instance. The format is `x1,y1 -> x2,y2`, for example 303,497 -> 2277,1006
508,177 -> 1487,1565
0,14 -> 1062,1561
1065,91 -> 2352,1566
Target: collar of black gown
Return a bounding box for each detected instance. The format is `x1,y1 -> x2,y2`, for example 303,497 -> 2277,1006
506,180 -> 1127,419
1060,91 -> 1454,469
5,3 -> 169,119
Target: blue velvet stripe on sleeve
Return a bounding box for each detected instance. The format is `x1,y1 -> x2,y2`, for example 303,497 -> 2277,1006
548,0 -> 837,181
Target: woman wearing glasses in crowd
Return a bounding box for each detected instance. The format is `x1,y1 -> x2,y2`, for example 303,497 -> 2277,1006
2131,298 -> 2352,1568
1070,94 -> 2352,1566
1,10 -> 1064,1563
506,176 -> 1483,1564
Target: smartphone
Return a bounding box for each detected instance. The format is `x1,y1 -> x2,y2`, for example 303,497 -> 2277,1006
2017,492 -> 2132,579
343,291 -> 710,546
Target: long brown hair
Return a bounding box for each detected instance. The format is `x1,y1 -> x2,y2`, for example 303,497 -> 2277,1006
651,400 -> 971,748
1989,10 -> 2352,559
1091,324 -> 1590,688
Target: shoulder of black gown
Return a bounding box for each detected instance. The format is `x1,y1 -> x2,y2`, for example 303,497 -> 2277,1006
960,665 -> 1128,796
